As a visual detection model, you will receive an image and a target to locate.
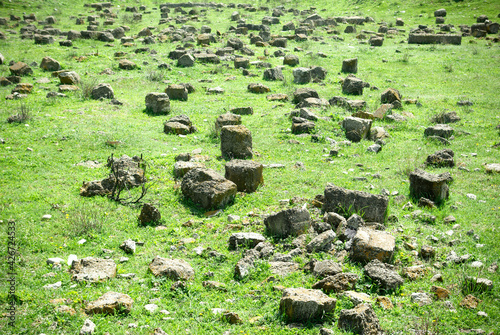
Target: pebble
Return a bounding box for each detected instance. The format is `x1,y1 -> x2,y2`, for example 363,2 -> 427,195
43,281 -> 62,289
144,304 -> 158,313
77,239 -> 86,245
227,214 -> 240,222
470,261 -> 483,268
41,214 -> 52,221
466,193 -> 477,200
477,311 -> 488,317
120,257 -> 129,263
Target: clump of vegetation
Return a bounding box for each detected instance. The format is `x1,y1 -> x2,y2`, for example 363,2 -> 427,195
77,76 -> 99,100
7,103 -> 31,123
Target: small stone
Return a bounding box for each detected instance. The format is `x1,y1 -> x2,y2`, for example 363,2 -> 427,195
42,214 -> 52,221
411,292 -> 432,306
77,239 -> 86,245
145,303 -> 158,313
119,239 -> 136,254
44,281 -> 62,289
80,319 -> 96,335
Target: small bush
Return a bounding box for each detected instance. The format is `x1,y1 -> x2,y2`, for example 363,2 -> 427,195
78,77 -> 99,100
7,103 -> 31,123
64,204 -> 104,239
146,69 -> 165,82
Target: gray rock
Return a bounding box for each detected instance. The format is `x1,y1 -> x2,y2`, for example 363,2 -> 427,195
350,227 -> 395,263
80,319 -> 96,335
264,207 -> 311,238
313,273 -> 359,293
306,230 -> 336,253
164,114 -> 196,135
145,92 -> 170,114
91,83 -> 114,100
85,291 -> 133,315
215,113 -> 241,131
138,203 -> 161,225
228,232 -> 266,250
263,67 -> 285,81
269,261 -> 300,276
342,58 -> 357,73
292,87 -> 319,104
148,256 -> 194,280
337,303 -> 382,335
279,288 -> 336,322
364,259 -> 403,290
323,184 -> 389,223
224,159 -> 263,193
165,84 -> 188,101
324,212 -> 347,230
173,161 -> 204,178
181,168 -> 237,210
312,260 -> 343,278
220,125 -> 253,159
342,75 -> 364,95
119,239 -> 136,254
411,292 -> 432,306
40,56 -> 61,71
426,149 -> 454,167
342,117 -> 372,142
58,71 -> 80,85
337,214 -> 365,242
284,54 -> 300,66
366,144 -> 382,153
409,169 -> 451,203
293,67 -> 311,84
70,257 -> 116,282
424,124 -> 454,139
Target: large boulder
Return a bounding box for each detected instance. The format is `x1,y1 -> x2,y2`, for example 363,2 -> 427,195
145,92 -> 171,114
323,184 -> 389,223
263,67 -> 284,81
148,256 -> 194,280
350,227 -> 395,263
409,169 -> 451,203
9,62 -> 33,76
165,84 -> 188,101
220,125 -> 253,159
280,288 -> 336,322
337,303 -> 382,335
364,259 -> 403,290
59,71 -> 80,85
293,67 -> 311,84
312,260 -> 343,278
342,58 -> 357,73
264,207 -> 310,238
91,83 -> 114,100
70,257 -> 116,282
85,292 -> 133,315
181,168 -> 237,210
224,159 -> 263,193
342,117 -> 372,142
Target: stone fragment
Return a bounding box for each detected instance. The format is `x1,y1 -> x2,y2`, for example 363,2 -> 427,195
342,75 -> 363,95
9,62 -> 33,76
306,230 -> 336,253
215,113 -> 241,132
350,228 -> 395,263
426,149 -> 454,167
312,273 -> 359,293
119,59 -> 137,70
59,71 -> 80,84
312,260 -> 343,278
424,124 -> 454,139
228,232 -> 266,250
364,259 -> 404,290
409,169 -> 451,203
264,207 -> 310,238
40,56 -> 61,71
337,303 -> 382,335
164,115 -> 196,135
174,161 -> 204,178
263,67 -> 285,81
342,58 -> 357,73
342,117 -> 372,142
145,92 -> 170,114
80,318 -> 96,335
91,83 -> 114,100
119,239 -> 136,254
181,168 -> 237,210
148,256 -> 194,280
220,125 -> 253,159
224,159 -> 263,193
279,288 -> 336,322
293,67 -> 311,84
411,292 -> 432,306
70,257 -> 116,282
85,291 -> 133,315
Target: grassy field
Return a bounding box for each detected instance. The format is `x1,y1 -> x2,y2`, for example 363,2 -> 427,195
1,0 -> 499,334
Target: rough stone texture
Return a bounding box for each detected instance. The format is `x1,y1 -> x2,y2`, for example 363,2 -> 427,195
292,117 -> 315,134
431,110 -> 460,124
12,83 -> 33,94
166,84 -> 188,101
220,125 -> 253,159
224,159 -> 263,193
119,239 -> 136,254
70,257 -> 116,282
174,161 -> 204,178
269,261 -> 300,276
164,115 -> 196,135
342,58 -> 358,73
312,260 -> 343,278
80,318 -> 96,335
369,36 -> 384,46
336,213 -> 365,242
280,288 -> 336,322
59,71 -> 80,85
215,113 -> 241,131
462,276 -> 493,293
426,149 -> 454,167
293,67 -> 311,84
148,256 -> 194,280
177,54 -> 195,67
40,56 -> 61,71
408,33 -> 461,45
265,207 -> 310,238
324,212 -> 347,230
293,87 -> 319,105
284,54 -> 300,66
230,107 -> 253,115
337,303 -> 382,335
247,82 -> 270,93
228,232 -> 266,250
434,9 -> 447,17
350,227 -> 395,263
263,67 -> 285,81
342,75 -> 364,95
145,92 -> 170,114
306,230 -> 336,253
119,59 -> 137,70
344,291 -> 373,306
310,66 -> 327,81
10,62 -> 33,76
138,203 -> 161,225
181,168 -> 237,210
342,117 -> 372,142
380,88 -> 401,104
85,291 -> 133,315
364,259 -> 404,290
323,184 -> 389,223
313,273 -> 359,293
409,169 -> 451,203
91,83 -> 114,100
424,124 -> 454,139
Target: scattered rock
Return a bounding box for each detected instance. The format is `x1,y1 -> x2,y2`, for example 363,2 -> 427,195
264,207 -> 311,238
70,257 -> 116,282
279,288 -> 336,322
337,303 -> 382,335
225,159 -> 263,193
148,256 -> 195,280
364,259 -> 404,291
85,291 -> 133,315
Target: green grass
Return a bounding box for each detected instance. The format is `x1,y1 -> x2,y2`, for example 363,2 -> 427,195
1,0 -> 500,334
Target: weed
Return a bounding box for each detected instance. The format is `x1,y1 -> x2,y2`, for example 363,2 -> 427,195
146,69 -> 166,82
444,63 -> 453,73
64,204 -> 104,239
400,50 -> 411,63
471,46 -> 479,55
7,103 -> 31,123
77,76 -> 99,100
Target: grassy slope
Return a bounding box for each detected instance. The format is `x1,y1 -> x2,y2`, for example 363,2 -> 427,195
0,0 -> 499,334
